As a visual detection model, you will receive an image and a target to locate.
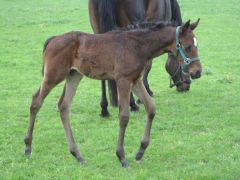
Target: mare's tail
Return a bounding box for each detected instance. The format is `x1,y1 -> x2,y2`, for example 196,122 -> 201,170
91,0 -> 118,106
42,36 -> 56,76
170,0 -> 182,25
91,0 -> 117,32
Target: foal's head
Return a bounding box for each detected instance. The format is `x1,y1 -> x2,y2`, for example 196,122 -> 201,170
165,54 -> 191,92
171,19 -> 202,80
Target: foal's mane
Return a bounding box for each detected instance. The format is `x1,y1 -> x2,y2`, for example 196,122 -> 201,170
113,21 -> 177,33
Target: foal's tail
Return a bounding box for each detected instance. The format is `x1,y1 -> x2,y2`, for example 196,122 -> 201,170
41,36 -> 56,75
91,0 -> 118,106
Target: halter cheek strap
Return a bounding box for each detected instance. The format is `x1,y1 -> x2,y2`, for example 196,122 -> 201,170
174,26 -> 200,74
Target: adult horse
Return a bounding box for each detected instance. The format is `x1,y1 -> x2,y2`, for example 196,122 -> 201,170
24,20 -> 202,167
89,0 -> 192,117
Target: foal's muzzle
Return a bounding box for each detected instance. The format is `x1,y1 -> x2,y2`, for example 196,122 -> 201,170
190,70 -> 201,79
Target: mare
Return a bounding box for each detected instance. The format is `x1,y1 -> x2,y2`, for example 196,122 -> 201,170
24,20 -> 202,167
89,0 -> 192,117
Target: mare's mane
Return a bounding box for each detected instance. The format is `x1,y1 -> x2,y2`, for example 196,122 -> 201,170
112,21 -> 177,33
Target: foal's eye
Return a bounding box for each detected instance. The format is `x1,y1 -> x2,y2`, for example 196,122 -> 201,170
184,45 -> 192,52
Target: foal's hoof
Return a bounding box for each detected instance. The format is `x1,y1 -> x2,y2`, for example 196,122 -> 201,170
77,157 -> 86,164
135,151 -> 144,161
131,104 -> 139,112
121,160 -> 129,168
25,148 -> 32,156
100,110 -> 110,118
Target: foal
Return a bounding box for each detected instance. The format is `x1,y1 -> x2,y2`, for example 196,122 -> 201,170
89,0 -> 188,117
24,20 -> 201,167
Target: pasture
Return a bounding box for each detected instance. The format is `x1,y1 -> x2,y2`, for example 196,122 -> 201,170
0,0 -> 239,179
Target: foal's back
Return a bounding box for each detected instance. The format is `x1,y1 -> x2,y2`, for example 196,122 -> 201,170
43,31 -> 147,81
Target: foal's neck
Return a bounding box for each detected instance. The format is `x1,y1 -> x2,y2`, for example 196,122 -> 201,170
140,26 -> 176,60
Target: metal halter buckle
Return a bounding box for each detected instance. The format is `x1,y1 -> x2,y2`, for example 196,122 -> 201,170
185,58 -> 191,64
176,43 -> 181,49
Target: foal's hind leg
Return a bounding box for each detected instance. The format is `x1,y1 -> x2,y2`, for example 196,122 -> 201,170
132,79 -> 156,161
24,80 -> 56,156
116,78 -> 131,167
58,71 -> 85,163
143,61 -> 153,96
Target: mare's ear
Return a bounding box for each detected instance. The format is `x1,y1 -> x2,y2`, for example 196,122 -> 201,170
181,20 -> 191,33
190,18 -> 200,30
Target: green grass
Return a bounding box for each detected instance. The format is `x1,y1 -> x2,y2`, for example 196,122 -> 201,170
0,0 -> 239,179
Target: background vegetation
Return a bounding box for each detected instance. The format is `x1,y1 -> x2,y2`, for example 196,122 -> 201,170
0,0 -> 239,179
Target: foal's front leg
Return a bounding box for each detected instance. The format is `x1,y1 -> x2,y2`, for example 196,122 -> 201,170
116,78 -> 131,167
132,79 -> 156,161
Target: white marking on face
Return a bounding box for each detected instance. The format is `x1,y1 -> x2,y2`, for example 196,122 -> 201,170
193,37 -> 198,47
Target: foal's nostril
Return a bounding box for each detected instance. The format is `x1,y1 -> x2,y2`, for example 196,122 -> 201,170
191,70 -> 201,79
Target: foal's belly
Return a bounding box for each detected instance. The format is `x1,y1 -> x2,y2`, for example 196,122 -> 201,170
72,65 -> 114,80
82,68 -> 114,80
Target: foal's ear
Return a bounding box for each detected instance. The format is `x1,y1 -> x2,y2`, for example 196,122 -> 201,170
181,20 -> 191,33
190,18 -> 200,30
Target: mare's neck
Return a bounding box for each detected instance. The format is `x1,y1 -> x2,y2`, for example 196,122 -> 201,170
140,26 -> 176,60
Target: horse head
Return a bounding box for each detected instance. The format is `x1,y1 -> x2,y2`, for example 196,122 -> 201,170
174,19 -> 202,80
165,54 -> 191,92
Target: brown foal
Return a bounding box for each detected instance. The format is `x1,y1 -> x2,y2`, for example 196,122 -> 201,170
24,20 -> 201,167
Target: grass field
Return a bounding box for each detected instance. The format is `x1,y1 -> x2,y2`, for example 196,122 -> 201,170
0,0 -> 240,179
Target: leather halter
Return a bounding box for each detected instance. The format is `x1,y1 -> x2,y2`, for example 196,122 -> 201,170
173,26 -> 200,74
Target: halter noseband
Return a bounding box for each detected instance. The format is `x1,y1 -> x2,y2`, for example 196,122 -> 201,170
173,26 -> 200,74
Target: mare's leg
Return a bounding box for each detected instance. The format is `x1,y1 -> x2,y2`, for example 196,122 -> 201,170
100,80 -> 109,117
130,93 -> 139,112
24,78 -> 59,155
58,71 -> 85,163
108,80 -> 118,107
143,61 -> 153,96
132,79 -> 156,161
116,79 -> 131,167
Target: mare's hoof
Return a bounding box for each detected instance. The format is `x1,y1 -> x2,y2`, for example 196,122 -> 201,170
25,148 -> 32,156
131,104 -> 139,112
121,160 -> 129,168
135,151 -> 144,161
148,91 -> 153,97
137,99 -> 142,104
100,110 -> 110,118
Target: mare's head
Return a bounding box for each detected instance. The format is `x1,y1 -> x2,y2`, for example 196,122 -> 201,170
171,19 -> 202,81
